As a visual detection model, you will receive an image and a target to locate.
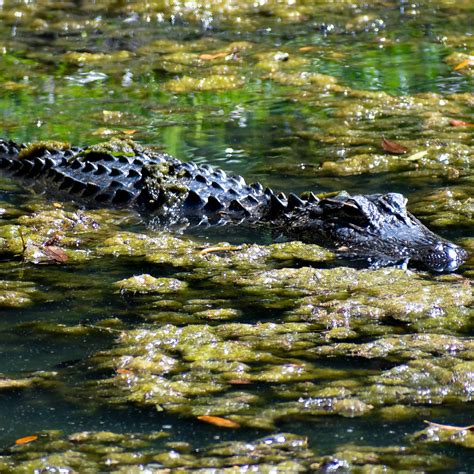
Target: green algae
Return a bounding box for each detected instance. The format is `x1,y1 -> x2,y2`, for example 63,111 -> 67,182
164,74 -> 245,93
0,428 -> 459,473
78,138 -> 146,158
413,424 -> 474,449
18,141 -> 71,160
114,274 -> 187,294
0,280 -> 39,308
0,0 -> 473,472
62,50 -> 132,66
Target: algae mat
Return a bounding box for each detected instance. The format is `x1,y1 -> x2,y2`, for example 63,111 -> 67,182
0,0 -> 473,472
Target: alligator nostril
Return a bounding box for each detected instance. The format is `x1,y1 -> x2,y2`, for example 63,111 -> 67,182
430,242 -> 467,272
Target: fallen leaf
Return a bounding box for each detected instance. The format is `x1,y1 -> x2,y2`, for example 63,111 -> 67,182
227,378 -> 252,385
52,202 -> 63,209
299,46 -> 315,52
121,129 -> 138,135
449,119 -> 474,127
453,59 -> 473,71
425,420 -> 474,432
404,150 -> 429,161
199,52 -> 228,61
116,368 -> 133,375
197,415 -> 241,428
381,138 -> 409,154
42,245 -> 68,263
15,435 -> 38,445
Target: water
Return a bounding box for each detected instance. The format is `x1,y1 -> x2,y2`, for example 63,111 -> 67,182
0,1 -> 473,471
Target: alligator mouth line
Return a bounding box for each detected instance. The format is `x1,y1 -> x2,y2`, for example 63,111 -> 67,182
0,138 -> 468,272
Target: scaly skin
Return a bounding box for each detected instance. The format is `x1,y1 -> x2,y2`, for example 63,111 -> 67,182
0,139 -> 467,272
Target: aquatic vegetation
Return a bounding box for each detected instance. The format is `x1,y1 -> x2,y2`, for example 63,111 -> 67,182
0,0 -> 472,471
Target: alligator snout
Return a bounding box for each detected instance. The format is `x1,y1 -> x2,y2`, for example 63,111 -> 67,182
420,241 -> 468,272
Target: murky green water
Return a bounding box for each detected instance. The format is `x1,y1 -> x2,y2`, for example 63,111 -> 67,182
0,1 -> 473,472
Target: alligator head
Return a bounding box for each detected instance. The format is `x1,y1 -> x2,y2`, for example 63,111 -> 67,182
286,192 -> 467,272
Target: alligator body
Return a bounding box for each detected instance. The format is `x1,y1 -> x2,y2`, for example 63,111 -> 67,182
0,139 -> 467,272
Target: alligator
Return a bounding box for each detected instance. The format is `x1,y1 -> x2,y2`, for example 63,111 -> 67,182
0,138 -> 467,272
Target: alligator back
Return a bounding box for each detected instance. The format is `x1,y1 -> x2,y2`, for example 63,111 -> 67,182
0,138 -> 467,272
0,139 -> 272,223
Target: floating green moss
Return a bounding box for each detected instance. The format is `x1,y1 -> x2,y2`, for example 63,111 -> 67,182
18,141 -> 71,160
164,74 -> 245,92
114,274 -> 187,294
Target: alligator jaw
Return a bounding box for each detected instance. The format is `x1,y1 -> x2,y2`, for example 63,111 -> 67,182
284,192 -> 467,272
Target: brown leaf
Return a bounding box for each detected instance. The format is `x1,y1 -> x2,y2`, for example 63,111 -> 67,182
449,119 -> 474,127
381,138 -> 409,154
227,378 -> 252,385
15,435 -> 38,445
42,245 -> 68,263
121,129 -> 138,135
299,46 -> 315,52
116,368 -> 133,375
425,420 -> 474,432
197,415 -> 240,429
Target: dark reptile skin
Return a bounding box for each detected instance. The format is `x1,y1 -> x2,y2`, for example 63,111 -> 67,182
0,139 -> 272,219
0,139 -> 468,272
